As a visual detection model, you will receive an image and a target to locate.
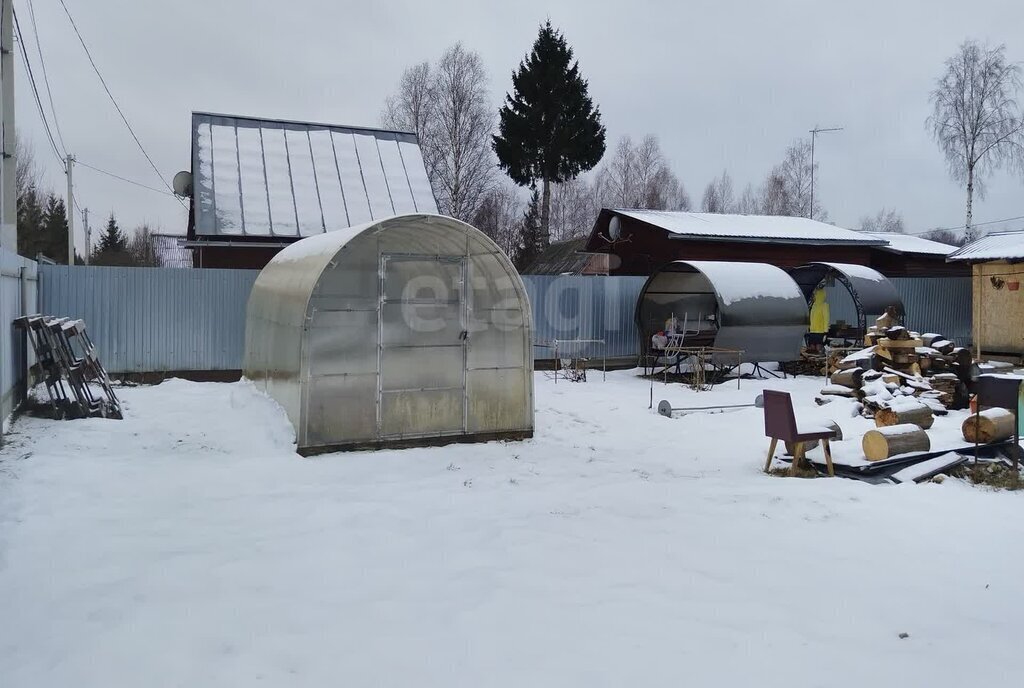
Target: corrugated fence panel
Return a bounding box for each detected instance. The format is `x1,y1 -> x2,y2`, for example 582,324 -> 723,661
39,265 -> 260,373
34,268 -> 967,374
522,276 -> 646,360
826,276 -> 971,346
891,277 -> 972,346
0,249 -> 38,426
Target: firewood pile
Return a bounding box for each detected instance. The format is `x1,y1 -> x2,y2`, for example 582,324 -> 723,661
815,318 -> 971,422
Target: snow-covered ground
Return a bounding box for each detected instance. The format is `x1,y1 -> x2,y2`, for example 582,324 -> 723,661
1,371 -> 1022,687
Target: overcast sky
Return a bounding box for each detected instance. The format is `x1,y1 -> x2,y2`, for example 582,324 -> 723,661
15,0 -> 1024,254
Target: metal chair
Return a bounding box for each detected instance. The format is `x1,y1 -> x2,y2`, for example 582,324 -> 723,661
762,389 -> 835,476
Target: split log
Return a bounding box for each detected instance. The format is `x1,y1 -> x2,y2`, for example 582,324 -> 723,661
875,403 -> 935,430
886,325 -> 911,340
962,408 -> 1016,444
830,368 -> 863,389
820,385 -> 856,398
932,339 -> 955,355
921,333 -> 944,348
862,424 -> 931,461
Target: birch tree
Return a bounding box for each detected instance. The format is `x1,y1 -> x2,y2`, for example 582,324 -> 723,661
382,45 -> 496,222
859,208 -> 905,233
701,170 -> 734,213
600,135 -> 690,210
928,41 -> 1024,241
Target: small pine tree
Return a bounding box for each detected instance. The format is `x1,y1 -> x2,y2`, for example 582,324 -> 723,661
96,214 -> 127,253
515,187 -> 542,271
41,195 -> 70,263
16,186 -> 46,259
91,213 -> 134,266
494,21 -> 606,249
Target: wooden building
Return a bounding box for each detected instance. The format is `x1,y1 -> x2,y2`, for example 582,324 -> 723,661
581,209 -> 965,278
948,232 -> 1024,357
183,112 -> 438,269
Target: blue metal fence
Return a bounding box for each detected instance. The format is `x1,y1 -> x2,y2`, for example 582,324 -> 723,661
825,277 -> 971,346
36,266 -> 971,373
39,265 -> 258,373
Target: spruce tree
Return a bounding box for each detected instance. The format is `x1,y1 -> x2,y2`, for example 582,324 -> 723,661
41,195 -> 70,263
515,187 -> 542,271
97,213 -> 127,253
17,187 -> 46,259
91,213 -> 133,266
494,21 -> 606,249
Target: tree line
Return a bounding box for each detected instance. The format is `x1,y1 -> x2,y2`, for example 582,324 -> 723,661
385,24 -> 1024,264
15,139 -> 163,267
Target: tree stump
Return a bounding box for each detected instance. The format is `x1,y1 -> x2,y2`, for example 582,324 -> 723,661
875,403 -> 935,430
962,408 -> 1016,443
862,424 -> 930,461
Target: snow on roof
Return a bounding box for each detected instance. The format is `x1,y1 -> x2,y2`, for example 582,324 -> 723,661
948,231 -> 1024,262
680,260 -> 805,306
865,232 -> 957,256
612,209 -> 884,245
191,112 -> 438,238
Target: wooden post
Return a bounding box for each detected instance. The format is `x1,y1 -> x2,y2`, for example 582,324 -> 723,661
764,437 -> 778,473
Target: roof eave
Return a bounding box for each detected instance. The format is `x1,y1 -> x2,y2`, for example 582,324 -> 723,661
664,234 -> 885,247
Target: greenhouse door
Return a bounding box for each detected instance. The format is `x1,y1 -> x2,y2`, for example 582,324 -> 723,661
378,254 -> 468,438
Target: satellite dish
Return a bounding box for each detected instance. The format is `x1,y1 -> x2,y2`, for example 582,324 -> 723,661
172,171 -> 193,198
608,215 -> 621,240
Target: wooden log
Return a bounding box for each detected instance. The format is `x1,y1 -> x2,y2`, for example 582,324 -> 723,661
820,385 -> 856,398
921,333 -> 944,348
886,325 -> 911,340
875,403 -> 935,430
862,424 -> 931,461
830,367 -> 863,389
932,339 -> 955,355
962,408 -> 1016,443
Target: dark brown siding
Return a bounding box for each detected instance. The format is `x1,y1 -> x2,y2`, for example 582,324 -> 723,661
193,245 -> 283,270
585,213 -> 966,278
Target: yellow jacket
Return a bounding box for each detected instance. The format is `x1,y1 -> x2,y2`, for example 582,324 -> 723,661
809,289 -> 830,334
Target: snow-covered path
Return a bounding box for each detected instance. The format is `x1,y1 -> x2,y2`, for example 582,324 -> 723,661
1,372 -> 1022,687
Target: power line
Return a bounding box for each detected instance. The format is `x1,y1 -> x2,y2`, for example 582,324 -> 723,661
57,0 -> 185,207
12,9 -> 63,164
76,160 -> 178,197
907,215 -> 1024,236
25,0 -> 67,156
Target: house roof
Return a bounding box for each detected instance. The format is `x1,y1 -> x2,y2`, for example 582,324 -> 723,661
948,231 -> 1024,263
520,237 -> 592,275
864,232 -> 957,256
610,209 -> 885,245
191,112 -> 438,238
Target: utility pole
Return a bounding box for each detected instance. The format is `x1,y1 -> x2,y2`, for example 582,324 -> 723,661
808,126 -> 843,219
1,0 -> 16,250
66,154 -> 75,264
83,207 -> 90,264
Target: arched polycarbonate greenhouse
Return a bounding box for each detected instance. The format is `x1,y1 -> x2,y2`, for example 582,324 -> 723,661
244,214 -> 534,454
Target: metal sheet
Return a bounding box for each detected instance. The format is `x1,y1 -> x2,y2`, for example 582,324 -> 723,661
0,250 -> 39,424
635,261 -> 808,363
789,262 -> 904,321
40,264 -> 259,373
523,275 -> 646,360
192,112 -> 438,238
